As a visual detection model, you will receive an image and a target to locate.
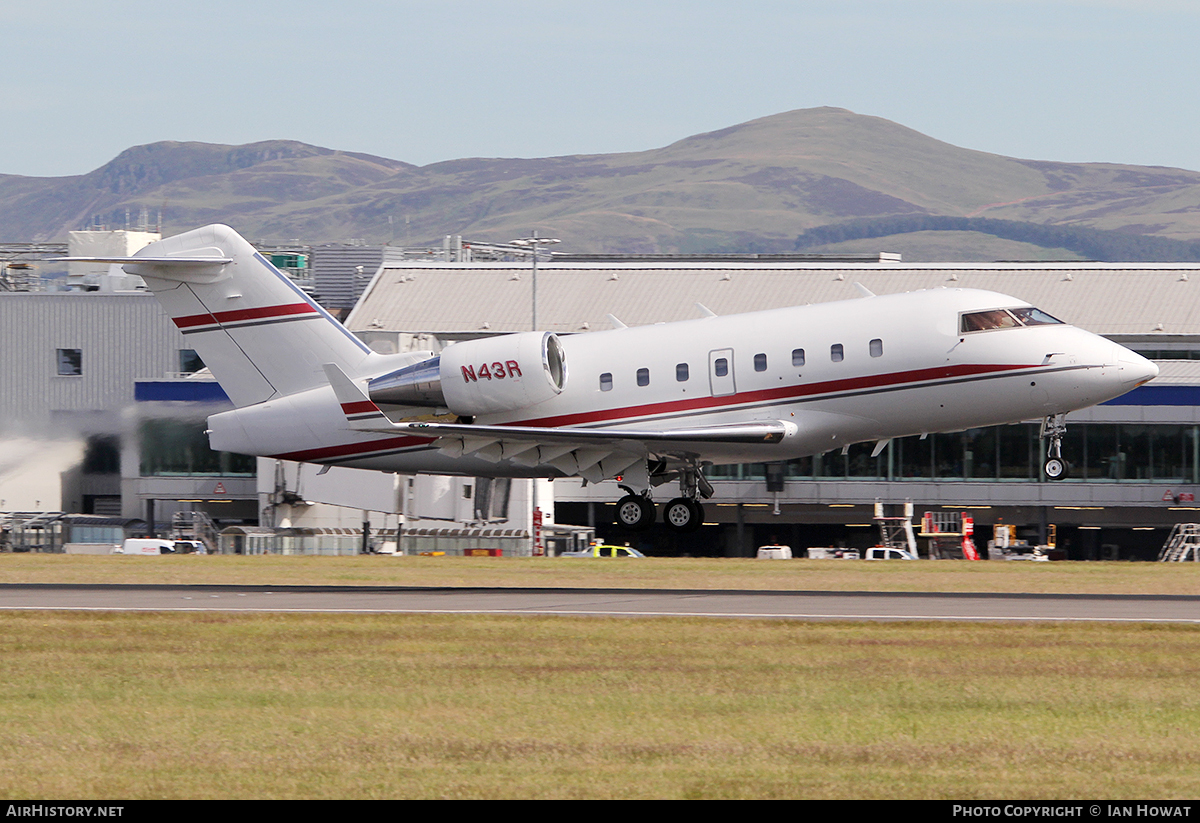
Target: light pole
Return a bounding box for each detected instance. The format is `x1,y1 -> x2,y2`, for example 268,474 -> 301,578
510,231 -> 560,555
510,231 -> 560,331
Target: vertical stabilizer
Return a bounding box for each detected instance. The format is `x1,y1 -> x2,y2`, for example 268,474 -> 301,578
123,224 -> 373,407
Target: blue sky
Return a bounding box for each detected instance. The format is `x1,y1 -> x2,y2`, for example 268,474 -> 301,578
3,0 -> 1198,177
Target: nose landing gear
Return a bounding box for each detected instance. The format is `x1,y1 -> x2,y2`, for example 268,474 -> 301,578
1041,413 -> 1069,480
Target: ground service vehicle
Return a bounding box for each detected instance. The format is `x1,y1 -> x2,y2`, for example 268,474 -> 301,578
560,544 -> 646,558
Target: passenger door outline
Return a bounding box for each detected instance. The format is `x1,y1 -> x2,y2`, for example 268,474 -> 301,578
708,348 -> 736,397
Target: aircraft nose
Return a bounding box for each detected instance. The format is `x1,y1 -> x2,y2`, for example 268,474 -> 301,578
1117,348 -> 1158,387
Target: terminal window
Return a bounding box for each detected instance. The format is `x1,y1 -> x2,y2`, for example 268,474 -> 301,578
179,349 -> 205,373
139,418 -> 255,477
56,348 -> 82,375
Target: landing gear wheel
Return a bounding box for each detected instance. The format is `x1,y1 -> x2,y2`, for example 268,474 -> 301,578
663,498 -> 704,533
1044,457 -> 1069,480
1040,414 -> 1070,482
615,495 -> 655,531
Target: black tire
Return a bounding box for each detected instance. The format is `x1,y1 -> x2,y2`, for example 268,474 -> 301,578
615,494 -> 655,531
1044,457 -> 1069,480
663,498 -> 704,533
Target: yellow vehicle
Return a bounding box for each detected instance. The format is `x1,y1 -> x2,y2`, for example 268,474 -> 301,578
561,544 -> 646,558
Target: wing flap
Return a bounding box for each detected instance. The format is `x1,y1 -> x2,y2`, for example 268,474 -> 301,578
324,362 -> 795,446
401,419 -> 795,445
322,361 -> 795,483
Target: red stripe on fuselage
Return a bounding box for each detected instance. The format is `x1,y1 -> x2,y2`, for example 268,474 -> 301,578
174,302 -> 319,329
275,434 -> 434,462
273,361 -> 1040,465
509,362 -> 1037,428
341,401 -> 379,415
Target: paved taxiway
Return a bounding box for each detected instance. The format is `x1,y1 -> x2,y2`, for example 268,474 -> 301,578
2,584 -> 1199,622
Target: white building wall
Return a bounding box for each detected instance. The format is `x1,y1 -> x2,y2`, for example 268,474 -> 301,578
0,293 -> 182,422
258,458 -> 553,550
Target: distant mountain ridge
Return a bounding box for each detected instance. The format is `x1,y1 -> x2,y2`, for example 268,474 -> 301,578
4,108 -> 1200,260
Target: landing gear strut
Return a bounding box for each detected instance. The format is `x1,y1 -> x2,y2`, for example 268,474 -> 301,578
662,464 -> 710,533
1041,413 -> 1069,480
613,462 -> 711,533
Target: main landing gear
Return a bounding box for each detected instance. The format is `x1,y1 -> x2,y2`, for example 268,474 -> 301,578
614,463 -> 711,533
1041,413 -> 1069,480
615,493 -> 656,532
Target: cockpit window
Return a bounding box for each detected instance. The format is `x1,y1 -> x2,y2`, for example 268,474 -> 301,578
960,307 -> 1064,334
1008,307 -> 1063,326
961,310 -> 1020,332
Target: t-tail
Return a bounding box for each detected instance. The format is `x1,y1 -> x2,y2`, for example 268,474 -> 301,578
71,224 -> 377,407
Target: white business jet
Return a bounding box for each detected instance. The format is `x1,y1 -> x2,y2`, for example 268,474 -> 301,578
68,224 -> 1158,533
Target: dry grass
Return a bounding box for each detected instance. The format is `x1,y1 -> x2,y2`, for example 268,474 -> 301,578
3,553 -> 1200,595
3,555 -> 1198,798
1,612 -> 1199,799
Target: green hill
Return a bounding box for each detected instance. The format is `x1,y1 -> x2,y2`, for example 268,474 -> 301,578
4,107 -> 1200,259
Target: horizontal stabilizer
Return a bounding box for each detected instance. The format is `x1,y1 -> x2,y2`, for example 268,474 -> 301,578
54,255 -> 233,265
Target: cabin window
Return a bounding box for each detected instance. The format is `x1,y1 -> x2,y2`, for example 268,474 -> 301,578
637,368 -> 650,387
792,348 -> 805,367
676,363 -> 689,382
57,348 -> 82,376
714,358 -> 729,377
599,372 -> 613,392
830,344 -> 844,363
754,353 -> 767,372
869,338 -> 883,357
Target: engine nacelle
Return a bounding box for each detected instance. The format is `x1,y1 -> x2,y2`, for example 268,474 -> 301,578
367,332 -> 567,417
442,332 -> 567,415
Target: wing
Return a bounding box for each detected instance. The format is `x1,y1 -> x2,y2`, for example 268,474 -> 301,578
323,363 -> 794,484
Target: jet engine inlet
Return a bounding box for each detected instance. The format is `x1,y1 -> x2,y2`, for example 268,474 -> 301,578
368,332 -> 567,416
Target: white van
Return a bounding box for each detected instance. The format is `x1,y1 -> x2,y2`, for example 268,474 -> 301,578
115,539 -> 176,555
756,545 -> 793,559
864,547 -> 918,561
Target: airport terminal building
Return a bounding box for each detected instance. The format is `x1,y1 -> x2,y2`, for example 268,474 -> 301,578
347,255 -> 1200,559
5,243 -> 1200,559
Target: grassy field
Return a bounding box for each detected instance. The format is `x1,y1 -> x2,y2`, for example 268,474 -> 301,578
3,555 -> 1199,799
3,552 -> 1200,595
1,611 -> 1199,799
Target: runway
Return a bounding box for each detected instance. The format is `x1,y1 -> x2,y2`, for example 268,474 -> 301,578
2,584 -> 1200,622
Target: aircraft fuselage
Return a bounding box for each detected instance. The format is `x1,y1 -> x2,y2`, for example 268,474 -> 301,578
209,286 -> 1152,477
